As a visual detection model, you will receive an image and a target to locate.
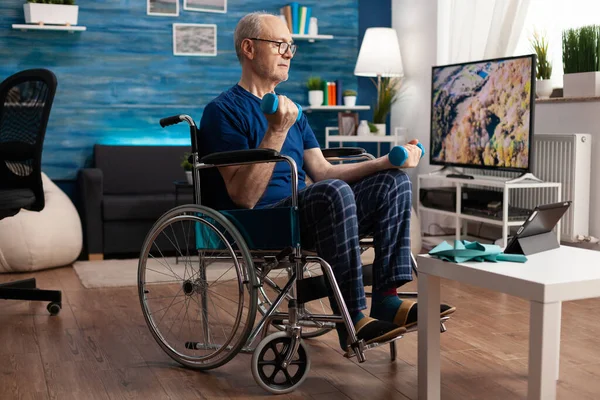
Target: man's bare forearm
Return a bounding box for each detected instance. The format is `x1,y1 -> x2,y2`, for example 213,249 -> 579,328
223,129 -> 287,208
319,157 -> 390,184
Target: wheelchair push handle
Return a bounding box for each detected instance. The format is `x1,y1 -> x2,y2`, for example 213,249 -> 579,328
159,115 -> 184,127
261,93 -> 303,122
388,142 -> 425,167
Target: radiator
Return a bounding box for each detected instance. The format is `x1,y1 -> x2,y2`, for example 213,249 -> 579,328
465,133 -> 592,242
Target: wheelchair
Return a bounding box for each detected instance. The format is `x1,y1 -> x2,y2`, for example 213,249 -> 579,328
137,114 -> 451,394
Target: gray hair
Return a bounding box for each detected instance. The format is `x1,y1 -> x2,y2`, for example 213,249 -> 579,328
234,11 -> 275,62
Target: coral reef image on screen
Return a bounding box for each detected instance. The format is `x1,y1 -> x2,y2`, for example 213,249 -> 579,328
431,57 -> 532,170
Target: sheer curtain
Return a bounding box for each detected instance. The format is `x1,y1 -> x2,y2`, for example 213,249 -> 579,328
423,0 -> 531,238
437,0 -> 532,65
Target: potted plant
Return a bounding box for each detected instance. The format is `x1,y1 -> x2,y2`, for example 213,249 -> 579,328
343,89 -> 357,106
530,30 -> 553,98
306,76 -> 323,107
181,153 -> 193,185
562,25 -> 600,98
372,77 -> 402,135
24,0 -> 79,26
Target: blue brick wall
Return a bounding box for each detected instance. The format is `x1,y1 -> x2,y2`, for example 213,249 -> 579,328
0,0 -> 391,186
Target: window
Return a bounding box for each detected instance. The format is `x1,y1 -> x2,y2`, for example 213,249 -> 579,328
513,0 -> 600,87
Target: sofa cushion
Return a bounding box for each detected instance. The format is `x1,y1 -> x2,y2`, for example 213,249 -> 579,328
94,145 -> 191,194
103,193 -> 193,221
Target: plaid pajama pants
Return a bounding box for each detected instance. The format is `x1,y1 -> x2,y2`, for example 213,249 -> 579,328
265,169 -> 413,314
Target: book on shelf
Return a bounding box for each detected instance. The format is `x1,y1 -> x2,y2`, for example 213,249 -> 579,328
280,3 -> 312,34
320,80 -> 343,106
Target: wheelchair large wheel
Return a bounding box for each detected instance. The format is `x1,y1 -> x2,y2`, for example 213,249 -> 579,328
138,204 -> 257,371
257,261 -> 334,339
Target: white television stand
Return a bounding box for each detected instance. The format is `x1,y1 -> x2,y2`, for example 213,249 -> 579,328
417,172 -> 561,248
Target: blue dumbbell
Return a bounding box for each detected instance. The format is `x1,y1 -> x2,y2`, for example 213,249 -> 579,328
261,93 -> 303,121
389,142 -> 425,167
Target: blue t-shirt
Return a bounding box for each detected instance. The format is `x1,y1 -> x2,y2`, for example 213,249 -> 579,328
197,84 -> 320,209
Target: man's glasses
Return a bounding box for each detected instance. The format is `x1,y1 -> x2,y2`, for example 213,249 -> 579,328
248,38 -> 297,55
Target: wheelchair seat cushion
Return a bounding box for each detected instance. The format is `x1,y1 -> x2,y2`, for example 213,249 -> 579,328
195,206 -> 301,251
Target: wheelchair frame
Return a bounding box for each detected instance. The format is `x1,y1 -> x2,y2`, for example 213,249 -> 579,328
137,113 -> 445,394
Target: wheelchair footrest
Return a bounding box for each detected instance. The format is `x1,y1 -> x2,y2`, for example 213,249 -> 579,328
344,333 -> 405,360
404,315 -> 451,334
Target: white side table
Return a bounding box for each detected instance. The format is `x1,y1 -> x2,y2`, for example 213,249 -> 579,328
417,245 -> 600,399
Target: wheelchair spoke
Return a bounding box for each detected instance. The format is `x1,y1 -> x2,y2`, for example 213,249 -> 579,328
206,292 -> 231,347
145,293 -> 188,300
149,247 -> 183,282
206,266 -> 237,288
154,287 -> 185,327
144,266 -> 184,282
162,295 -> 188,340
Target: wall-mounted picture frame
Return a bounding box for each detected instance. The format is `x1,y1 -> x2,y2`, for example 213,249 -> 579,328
147,0 -> 179,16
173,23 -> 217,57
183,0 -> 227,13
338,112 -> 359,136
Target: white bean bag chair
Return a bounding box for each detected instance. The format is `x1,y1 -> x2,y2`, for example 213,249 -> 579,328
0,172 -> 82,272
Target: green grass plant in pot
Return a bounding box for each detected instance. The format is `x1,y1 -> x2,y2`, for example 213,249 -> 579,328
181,153 -> 193,185
562,24 -> 600,97
530,29 -> 553,98
24,0 -> 79,26
372,77 -> 402,135
343,89 -> 357,106
306,76 -> 323,107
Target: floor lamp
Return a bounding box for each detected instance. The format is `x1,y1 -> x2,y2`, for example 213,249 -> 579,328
354,27 -> 405,131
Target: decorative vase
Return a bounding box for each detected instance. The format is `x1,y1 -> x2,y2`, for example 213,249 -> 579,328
357,120 -> 370,136
308,90 -> 324,107
563,71 -> 600,98
24,3 -> 79,25
343,96 -> 356,107
185,171 -> 193,185
374,123 -> 386,136
536,79 -> 553,99
308,17 -> 318,36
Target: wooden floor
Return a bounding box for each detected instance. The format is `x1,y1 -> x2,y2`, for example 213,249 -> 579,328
2,265 -> 600,400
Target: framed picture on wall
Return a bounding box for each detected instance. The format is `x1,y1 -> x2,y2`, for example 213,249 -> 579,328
338,112 -> 359,136
183,0 -> 227,13
173,23 -> 217,57
147,0 -> 179,16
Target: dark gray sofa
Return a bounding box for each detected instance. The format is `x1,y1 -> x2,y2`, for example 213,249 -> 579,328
77,144 -> 193,260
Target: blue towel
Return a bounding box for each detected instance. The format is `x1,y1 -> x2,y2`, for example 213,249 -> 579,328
428,240 -> 527,263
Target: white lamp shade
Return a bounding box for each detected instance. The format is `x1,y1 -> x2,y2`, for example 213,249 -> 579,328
354,27 -> 404,77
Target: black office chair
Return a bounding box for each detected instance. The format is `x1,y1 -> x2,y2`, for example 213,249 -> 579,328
0,68 -> 62,315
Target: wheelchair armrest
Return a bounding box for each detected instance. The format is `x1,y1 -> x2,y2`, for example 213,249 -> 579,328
200,149 -> 283,166
322,147 -> 367,158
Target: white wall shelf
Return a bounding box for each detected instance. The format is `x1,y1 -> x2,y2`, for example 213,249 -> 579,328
292,34 -> 333,42
304,105 -> 369,112
12,24 -> 86,32
417,173 -> 562,248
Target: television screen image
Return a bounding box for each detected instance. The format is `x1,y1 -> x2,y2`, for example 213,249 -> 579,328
430,54 -> 535,172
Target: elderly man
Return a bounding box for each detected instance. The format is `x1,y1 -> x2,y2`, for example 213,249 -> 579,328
198,12 -> 454,350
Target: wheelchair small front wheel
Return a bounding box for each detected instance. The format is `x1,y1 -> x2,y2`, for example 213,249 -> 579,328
251,331 -> 311,394
138,204 -> 257,371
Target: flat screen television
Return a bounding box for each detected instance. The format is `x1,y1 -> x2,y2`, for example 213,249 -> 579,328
429,54 -> 536,173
